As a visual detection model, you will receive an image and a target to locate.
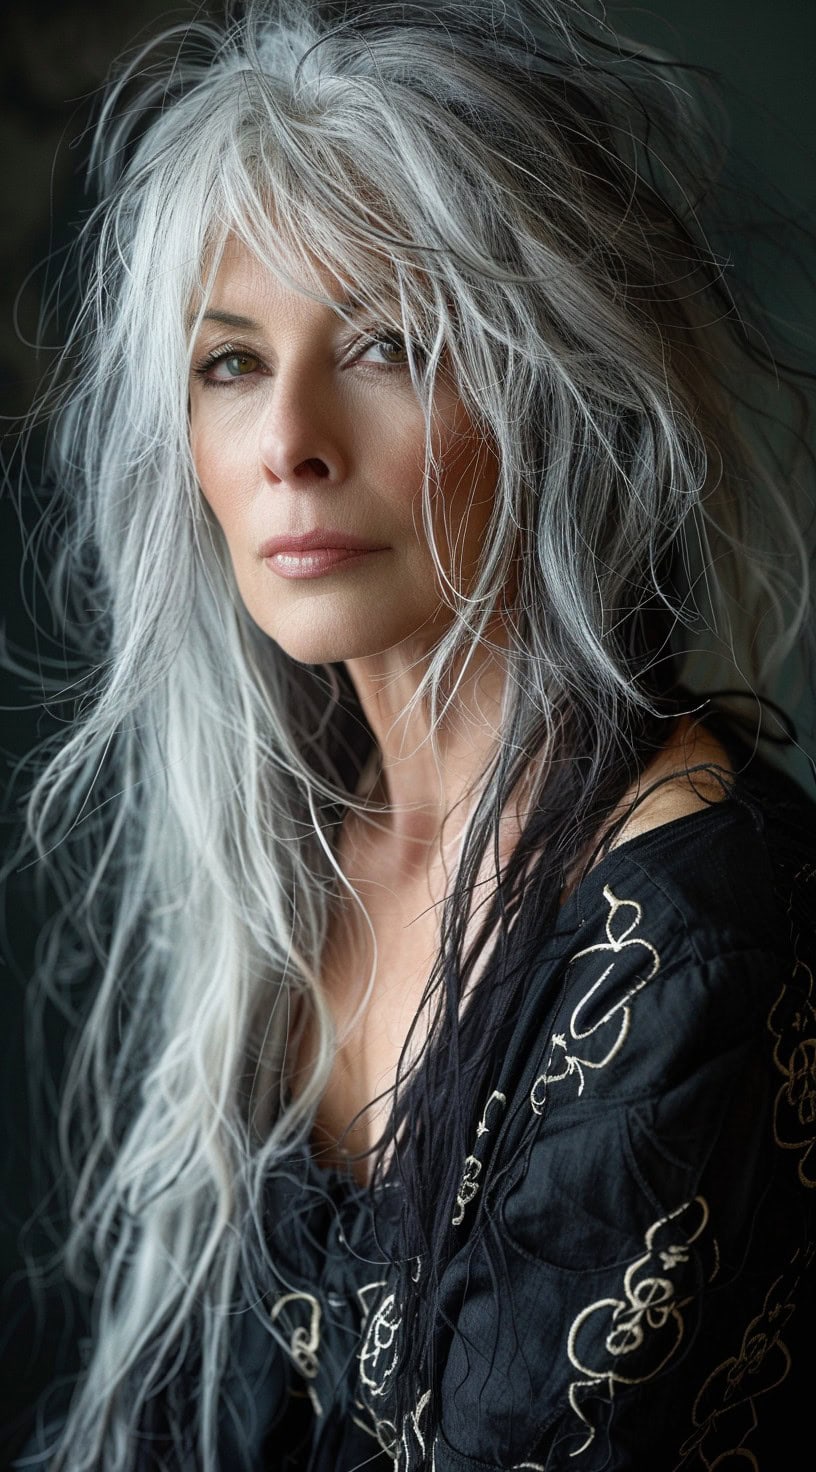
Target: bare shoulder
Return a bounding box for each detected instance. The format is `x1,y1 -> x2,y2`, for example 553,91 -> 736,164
604,714 -> 734,853
560,716 -> 734,904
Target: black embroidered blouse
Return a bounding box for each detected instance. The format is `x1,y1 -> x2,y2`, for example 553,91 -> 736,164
12,710 -> 816,1471
211,710 -> 816,1472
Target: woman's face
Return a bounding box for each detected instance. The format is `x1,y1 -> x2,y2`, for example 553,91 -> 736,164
189,236 -> 499,665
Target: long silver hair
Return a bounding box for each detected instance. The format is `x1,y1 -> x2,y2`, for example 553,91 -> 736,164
14,1 -> 815,1467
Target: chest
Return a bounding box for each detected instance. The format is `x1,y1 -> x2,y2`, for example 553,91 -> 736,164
295,876 -> 441,1183
289,806 -> 533,1185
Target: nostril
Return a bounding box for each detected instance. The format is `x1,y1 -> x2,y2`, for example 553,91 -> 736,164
295,457 -> 331,479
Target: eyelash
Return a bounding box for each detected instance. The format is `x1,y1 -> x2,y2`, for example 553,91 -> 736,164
191,331 -> 418,386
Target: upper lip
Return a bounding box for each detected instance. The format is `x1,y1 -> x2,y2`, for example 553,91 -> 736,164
260,529 -> 387,556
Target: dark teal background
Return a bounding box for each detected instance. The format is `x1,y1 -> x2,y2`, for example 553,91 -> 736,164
0,2 -> 814,1458
610,2 -> 815,221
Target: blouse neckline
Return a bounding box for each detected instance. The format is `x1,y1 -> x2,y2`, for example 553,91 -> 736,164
298,696 -> 809,1200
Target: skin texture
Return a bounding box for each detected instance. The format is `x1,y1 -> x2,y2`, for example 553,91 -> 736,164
188,238 -> 498,663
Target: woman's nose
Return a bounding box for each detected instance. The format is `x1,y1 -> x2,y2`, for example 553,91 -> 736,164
257,370 -> 347,486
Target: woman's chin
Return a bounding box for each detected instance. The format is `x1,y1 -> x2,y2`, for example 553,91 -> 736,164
241,587 -> 449,666
255,618 -> 408,667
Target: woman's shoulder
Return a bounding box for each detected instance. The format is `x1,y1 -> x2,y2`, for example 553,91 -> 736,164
438,724 -> 816,1472
503,717 -> 816,1120
566,711 -> 816,969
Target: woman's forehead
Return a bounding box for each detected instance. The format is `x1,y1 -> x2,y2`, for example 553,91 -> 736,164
196,228 -> 403,323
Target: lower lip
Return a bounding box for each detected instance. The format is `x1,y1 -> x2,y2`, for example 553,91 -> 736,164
264,547 -> 385,580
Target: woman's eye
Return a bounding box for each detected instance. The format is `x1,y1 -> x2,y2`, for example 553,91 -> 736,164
358,334 -> 412,368
206,352 -> 260,381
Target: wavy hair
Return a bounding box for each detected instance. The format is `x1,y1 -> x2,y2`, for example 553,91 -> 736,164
11,0 -> 816,1466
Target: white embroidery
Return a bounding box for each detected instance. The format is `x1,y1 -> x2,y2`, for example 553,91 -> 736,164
476,1090 -> 507,1139
358,1280 -> 401,1398
565,1197 -> 715,1457
676,1243 -> 815,1472
452,1155 -> 482,1227
353,1281 -> 404,1453
531,884 -> 661,1113
452,1089 -> 507,1226
269,1290 -> 323,1415
357,1279 -> 388,1320
351,1398 -> 399,1460
396,1388 -> 433,1471
408,1388 -> 431,1457
768,861 -> 816,1187
354,1387 -> 431,1470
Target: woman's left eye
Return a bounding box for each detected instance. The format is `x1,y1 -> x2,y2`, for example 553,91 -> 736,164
356,334 -> 412,368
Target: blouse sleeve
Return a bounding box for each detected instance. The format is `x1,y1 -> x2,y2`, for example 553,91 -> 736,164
431,878 -> 816,1471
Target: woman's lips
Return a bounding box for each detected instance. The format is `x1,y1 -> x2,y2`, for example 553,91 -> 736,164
264,547 -> 386,579
259,529 -> 388,580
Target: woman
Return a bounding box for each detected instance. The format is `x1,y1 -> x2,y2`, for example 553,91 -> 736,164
7,0 -> 816,1468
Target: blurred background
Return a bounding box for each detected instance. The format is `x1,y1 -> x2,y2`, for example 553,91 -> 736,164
0,0 -> 814,1458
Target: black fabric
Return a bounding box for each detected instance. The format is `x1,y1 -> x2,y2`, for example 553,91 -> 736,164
13,708 -> 816,1470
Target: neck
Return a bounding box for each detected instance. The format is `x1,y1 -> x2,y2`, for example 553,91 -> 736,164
343,629 -> 511,873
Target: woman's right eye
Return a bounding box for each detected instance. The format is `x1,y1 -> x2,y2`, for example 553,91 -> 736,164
194,350 -> 261,384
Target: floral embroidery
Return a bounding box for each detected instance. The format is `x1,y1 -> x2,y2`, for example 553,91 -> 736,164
674,1243 -> 815,1470
353,1385 -> 431,1470
672,865 -> 816,1468
566,1197 -> 716,1456
358,1280 -> 402,1398
531,884 -> 661,1114
452,1155 -> 482,1226
351,1397 -> 399,1461
452,1088 -> 507,1226
400,1387 -> 432,1467
269,1290 -> 323,1415
768,861 -> 816,1187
